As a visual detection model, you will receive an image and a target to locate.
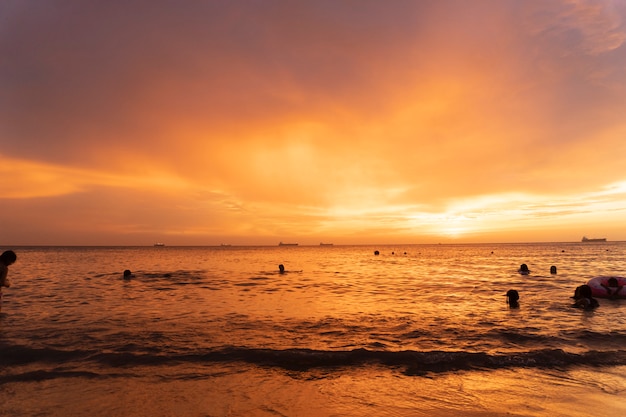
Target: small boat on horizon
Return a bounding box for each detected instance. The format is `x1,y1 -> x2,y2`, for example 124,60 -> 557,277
154,243 -> 165,247
319,243 -> 334,246
278,242 -> 298,246
582,236 -> 606,242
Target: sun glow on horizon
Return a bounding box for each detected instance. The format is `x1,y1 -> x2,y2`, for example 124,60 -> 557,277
2,1 -> 626,245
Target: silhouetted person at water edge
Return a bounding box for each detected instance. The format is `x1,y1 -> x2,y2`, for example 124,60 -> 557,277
519,264 -> 530,275
601,277 -> 623,299
572,285 -> 599,310
506,289 -> 519,308
0,250 -> 17,312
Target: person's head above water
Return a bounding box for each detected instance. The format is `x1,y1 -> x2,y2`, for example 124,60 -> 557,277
506,289 -> 520,307
572,284 -> 599,309
0,250 -> 17,266
279,264 -> 285,273
506,289 -> 519,302
578,284 -> 593,299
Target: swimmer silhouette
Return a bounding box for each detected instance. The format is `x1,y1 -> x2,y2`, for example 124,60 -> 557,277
572,284 -> 599,309
123,269 -> 134,280
506,289 -> 520,308
279,264 -> 285,274
601,277 -> 623,299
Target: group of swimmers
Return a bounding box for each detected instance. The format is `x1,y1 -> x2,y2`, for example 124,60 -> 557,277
506,284 -> 601,310
508,263 -> 624,310
572,277 -> 624,309
122,264 -> 290,279
2,249 -> 621,314
517,264 -> 559,275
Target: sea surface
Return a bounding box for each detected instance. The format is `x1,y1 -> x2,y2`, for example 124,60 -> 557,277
1,243 -> 626,416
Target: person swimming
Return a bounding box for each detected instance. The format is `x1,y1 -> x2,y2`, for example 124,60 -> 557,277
572,285 -> 599,309
506,289 -> 520,308
601,277 -> 623,299
278,264 -> 285,274
123,269 -> 134,280
519,264 -> 530,275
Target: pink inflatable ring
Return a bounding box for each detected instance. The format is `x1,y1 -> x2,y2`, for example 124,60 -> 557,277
586,276 -> 626,299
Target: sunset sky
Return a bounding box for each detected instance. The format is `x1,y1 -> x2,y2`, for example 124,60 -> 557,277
2,0 -> 626,246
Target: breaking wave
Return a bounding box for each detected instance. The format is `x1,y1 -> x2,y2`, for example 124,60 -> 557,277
2,342 -> 626,381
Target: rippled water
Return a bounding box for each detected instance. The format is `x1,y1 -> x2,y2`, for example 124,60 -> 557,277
2,243 -> 626,416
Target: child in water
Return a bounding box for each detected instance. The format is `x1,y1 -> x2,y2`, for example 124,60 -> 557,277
0,250 -> 17,312
601,277 -> 623,299
572,284 -> 599,310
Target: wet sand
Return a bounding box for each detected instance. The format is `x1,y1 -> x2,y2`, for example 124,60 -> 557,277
2,364 -> 625,416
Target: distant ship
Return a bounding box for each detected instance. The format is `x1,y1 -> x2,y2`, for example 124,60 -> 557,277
278,242 -> 298,246
154,243 -> 165,247
319,243 -> 334,246
582,236 -> 606,242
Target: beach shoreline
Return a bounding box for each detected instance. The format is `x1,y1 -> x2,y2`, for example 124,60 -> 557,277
2,364 -> 626,416
1,244 -> 625,416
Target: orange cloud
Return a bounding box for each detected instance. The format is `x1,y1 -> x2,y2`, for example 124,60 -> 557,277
2,1 -> 626,244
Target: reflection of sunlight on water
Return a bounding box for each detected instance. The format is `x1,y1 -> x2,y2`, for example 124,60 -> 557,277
12,244 -> 626,352
4,244 -> 626,416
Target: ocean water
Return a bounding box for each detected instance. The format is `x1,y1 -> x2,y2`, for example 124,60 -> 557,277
1,243 -> 626,416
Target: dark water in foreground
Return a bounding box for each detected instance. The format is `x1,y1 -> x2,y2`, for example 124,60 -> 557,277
1,243 -> 626,416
